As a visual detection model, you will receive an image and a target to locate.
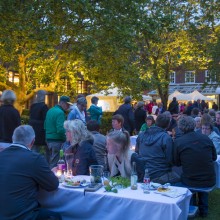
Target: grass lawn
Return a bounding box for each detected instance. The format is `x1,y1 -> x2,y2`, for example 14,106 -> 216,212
194,188 -> 220,219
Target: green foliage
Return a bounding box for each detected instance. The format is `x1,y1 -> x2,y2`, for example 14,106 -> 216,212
100,112 -> 113,135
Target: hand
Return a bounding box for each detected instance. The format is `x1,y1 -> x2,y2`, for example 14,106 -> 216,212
52,166 -> 58,174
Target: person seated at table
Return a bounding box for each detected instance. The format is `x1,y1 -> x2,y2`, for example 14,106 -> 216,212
174,116 -> 217,217
87,120 -> 107,169
108,114 -> 127,133
107,130 -> 134,178
200,113 -> 220,135
139,115 -> 155,133
135,114 -> 180,184
63,119 -> 98,175
0,125 -> 61,220
201,122 -> 220,154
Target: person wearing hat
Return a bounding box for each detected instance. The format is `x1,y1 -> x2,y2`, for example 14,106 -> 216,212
68,97 -> 87,124
44,95 -> 72,168
0,90 -> 21,143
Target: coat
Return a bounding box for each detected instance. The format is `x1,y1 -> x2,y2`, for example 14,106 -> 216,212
0,104 -> 21,143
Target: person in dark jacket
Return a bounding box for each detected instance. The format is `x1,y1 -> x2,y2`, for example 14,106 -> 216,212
114,96 -> 135,135
174,116 -> 217,217
87,120 -> 107,169
0,90 -> 21,143
135,114 -> 180,184
134,101 -> 146,133
168,97 -> 179,114
63,119 -> 98,175
0,125 -> 61,220
29,90 -> 49,155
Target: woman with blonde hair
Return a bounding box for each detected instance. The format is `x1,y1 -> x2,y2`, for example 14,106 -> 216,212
63,119 -> 97,175
107,131 -> 134,178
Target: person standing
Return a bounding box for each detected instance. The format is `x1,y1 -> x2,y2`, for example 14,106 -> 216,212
68,97 -> 87,124
174,116 -> 216,217
0,90 -> 21,143
114,96 -> 135,135
29,90 -> 49,156
212,102 -> 218,111
168,97 -> 179,114
87,96 -> 103,124
44,96 -> 72,168
0,125 -> 61,220
134,101 -> 146,133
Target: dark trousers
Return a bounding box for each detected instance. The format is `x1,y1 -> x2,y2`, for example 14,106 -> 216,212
36,208 -> 62,220
173,182 -> 209,215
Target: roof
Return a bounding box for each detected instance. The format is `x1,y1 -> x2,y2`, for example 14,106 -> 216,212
148,84 -> 219,95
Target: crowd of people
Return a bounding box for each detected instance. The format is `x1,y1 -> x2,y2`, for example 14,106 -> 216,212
0,89 -> 220,219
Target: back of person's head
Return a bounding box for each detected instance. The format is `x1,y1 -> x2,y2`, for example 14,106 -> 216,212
136,101 -> 144,109
36,90 -> 46,103
178,116 -> 195,133
191,108 -> 199,116
12,125 -> 35,146
124,96 -> 132,104
77,97 -> 87,106
163,111 -> 172,119
64,119 -> 92,145
155,113 -> 170,129
107,130 -> 130,154
173,97 -> 176,102
201,113 -> 214,125
87,120 -> 100,132
1,90 -> 16,105
91,96 -> 99,104
112,114 -> 124,125
209,109 -> 216,117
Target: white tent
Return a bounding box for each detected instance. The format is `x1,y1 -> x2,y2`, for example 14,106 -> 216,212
168,90 -> 192,101
86,87 -> 122,112
142,95 -> 152,101
187,90 -> 213,101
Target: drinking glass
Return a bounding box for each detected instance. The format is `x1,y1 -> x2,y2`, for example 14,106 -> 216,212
65,153 -> 74,177
89,165 -> 104,185
103,171 -> 110,186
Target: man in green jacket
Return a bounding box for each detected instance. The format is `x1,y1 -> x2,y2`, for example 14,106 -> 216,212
44,96 -> 72,168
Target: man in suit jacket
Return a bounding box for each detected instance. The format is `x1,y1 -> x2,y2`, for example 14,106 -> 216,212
0,125 -> 61,220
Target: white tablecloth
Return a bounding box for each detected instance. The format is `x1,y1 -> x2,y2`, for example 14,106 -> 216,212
38,176 -> 191,220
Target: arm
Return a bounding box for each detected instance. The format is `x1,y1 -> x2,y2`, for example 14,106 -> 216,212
33,155 -> 59,191
56,113 -> 66,140
173,140 -> 181,166
163,135 -> 174,165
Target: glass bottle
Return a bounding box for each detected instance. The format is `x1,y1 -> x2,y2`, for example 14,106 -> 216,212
143,168 -> 150,189
57,149 -> 66,175
131,162 -> 138,190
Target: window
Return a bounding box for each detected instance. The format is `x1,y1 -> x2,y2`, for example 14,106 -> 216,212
185,71 -> 195,83
170,72 -> 176,84
205,70 -> 216,83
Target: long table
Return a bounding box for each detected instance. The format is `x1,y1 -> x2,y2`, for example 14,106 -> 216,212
38,176 -> 191,220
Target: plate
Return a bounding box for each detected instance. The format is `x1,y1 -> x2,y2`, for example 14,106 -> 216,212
62,182 -> 90,188
141,182 -> 161,190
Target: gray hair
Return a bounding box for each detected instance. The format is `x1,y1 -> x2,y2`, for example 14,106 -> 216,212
12,125 -> 35,146
136,101 -> 144,109
124,96 -> 132,104
107,130 -> 130,154
178,116 -> 195,133
1,90 -> 16,104
194,117 -> 201,122
64,119 -> 93,146
35,90 -> 46,103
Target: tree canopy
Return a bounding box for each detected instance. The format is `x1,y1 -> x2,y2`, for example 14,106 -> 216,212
0,0 -> 219,110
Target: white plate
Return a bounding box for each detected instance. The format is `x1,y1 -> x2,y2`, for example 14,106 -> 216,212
62,182 -> 90,188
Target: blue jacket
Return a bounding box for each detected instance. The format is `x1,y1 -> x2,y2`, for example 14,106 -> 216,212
136,126 -> 174,179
